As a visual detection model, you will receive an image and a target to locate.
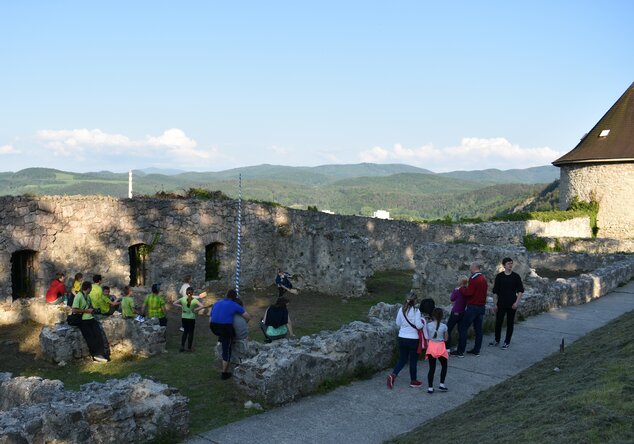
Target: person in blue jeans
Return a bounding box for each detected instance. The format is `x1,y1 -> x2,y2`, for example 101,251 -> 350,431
451,263 -> 488,357
387,292 -> 425,389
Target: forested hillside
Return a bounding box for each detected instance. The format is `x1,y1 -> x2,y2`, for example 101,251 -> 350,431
0,164 -> 559,221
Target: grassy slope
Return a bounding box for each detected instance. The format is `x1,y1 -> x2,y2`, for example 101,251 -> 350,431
390,310 -> 634,444
0,270 -> 412,436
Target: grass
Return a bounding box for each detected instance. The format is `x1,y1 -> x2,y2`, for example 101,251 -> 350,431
0,269 -> 413,437
389,310 -> 634,444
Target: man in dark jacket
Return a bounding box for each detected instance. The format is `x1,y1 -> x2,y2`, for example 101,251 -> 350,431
490,257 -> 524,349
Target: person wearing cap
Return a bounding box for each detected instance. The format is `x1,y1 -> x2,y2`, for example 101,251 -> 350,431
387,292 -> 426,389
142,283 -> 167,327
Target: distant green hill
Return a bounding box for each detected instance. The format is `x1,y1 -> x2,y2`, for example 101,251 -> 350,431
438,165 -> 558,184
0,163 -> 559,220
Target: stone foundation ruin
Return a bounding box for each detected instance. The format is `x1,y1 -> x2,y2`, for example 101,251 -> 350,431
0,372 -> 189,443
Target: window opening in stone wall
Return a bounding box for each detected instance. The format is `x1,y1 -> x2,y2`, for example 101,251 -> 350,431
11,250 -> 37,299
129,244 -> 148,287
205,242 -> 223,280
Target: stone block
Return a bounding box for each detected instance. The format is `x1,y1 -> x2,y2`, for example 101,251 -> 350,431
39,315 -> 166,363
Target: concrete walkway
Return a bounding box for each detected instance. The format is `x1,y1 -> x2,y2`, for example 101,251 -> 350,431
186,282 -> 634,444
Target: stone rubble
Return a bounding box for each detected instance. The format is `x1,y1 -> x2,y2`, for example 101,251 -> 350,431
0,372 -> 189,443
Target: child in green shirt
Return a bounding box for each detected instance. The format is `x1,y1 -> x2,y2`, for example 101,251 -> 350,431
120,286 -> 136,319
173,287 -> 204,352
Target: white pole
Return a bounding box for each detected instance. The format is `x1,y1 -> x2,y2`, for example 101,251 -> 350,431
128,169 -> 133,199
235,174 -> 242,296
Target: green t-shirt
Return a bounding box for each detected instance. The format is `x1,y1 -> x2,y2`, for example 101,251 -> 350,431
72,291 -> 93,320
178,296 -> 201,319
144,293 -> 166,318
89,284 -> 110,313
121,296 -> 135,318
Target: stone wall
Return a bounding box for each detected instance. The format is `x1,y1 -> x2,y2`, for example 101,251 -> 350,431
413,243 -> 530,304
520,256 -> 634,316
0,296 -> 67,326
0,196 -> 610,303
559,163 -> 634,238
39,315 -> 166,363
538,238 -> 634,254
528,252 -> 630,273
0,372 -> 188,443
524,217 -> 592,238
232,302 -> 400,405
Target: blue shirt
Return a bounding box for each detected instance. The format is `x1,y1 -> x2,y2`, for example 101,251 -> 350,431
210,299 -> 245,324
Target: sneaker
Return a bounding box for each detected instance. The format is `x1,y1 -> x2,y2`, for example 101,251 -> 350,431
449,351 -> 465,358
501,343 -> 510,350
409,380 -> 423,388
438,384 -> 448,392
427,388 -> 434,394
93,355 -> 108,363
179,327 -> 185,332
221,372 -> 232,380
467,349 -> 480,356
488,341 -> 499,347
387,373 -> 395,389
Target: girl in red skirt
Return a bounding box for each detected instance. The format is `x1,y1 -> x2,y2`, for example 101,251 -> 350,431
425,308 -> 449,393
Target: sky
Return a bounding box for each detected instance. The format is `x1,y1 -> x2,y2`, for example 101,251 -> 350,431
1,1 -> 633,173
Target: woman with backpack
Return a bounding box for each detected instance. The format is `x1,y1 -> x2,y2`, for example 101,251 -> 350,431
387,292 -> 425,389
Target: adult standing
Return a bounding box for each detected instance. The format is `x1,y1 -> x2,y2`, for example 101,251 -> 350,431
490,257 -> 524,349
209,289 -> 251,380
45,272 -> 66,304
451,262 -> 488,357
387,292 -> 425,389
72,281 -> 109,363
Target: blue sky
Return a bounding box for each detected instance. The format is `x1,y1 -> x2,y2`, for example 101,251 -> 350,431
1,1 -> 633,173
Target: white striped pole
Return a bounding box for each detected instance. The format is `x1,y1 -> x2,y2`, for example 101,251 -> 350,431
235,174 -> 242,296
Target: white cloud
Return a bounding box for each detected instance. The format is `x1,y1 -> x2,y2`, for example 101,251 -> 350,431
269,145 -> 290,155
35,128 -> 217,161
0,144 -> 20,154
358,137 -> 563,171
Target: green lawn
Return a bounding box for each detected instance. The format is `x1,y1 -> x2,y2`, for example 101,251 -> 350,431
390,310 -> 634,444
0,270 -> 412,437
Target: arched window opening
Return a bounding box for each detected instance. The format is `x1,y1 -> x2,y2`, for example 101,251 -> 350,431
205,242 -> 223,281
129,244 -> 149,287
11,250 -> 37,299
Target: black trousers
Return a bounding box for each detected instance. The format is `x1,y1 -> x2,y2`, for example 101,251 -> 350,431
181,318 -> 196,349
495,307 -> 517,344
427,356 -> 448,387
78,318 -> 109,359
445,312 -> 464,350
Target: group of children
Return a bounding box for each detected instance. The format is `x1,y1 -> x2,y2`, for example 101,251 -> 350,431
45,271 -> 213,361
